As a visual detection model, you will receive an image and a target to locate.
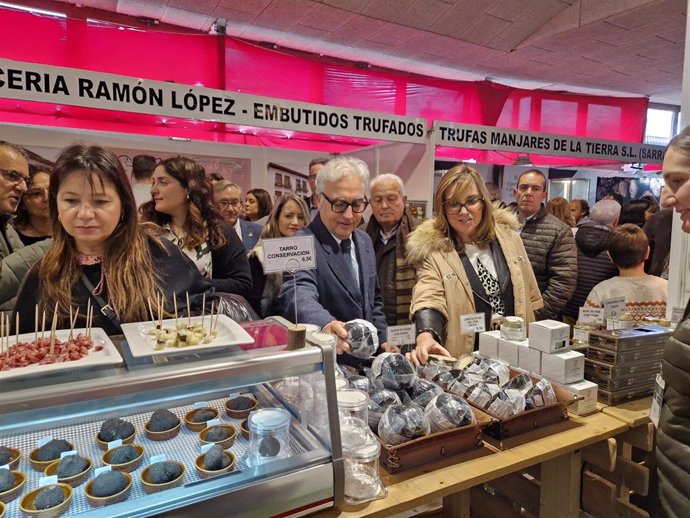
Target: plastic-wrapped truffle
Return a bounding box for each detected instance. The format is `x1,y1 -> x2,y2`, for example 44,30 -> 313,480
503,373 -> 533,395
0,446 -> 13,465
344,319 -> 379,359
190,409 -> 217,423
148,410 -> 180,432
378,404 -> 430,445
91,470 -> 128,497
34,486 -> 65,510
367,389 -> 401,431
425,393 -> 476,432
465,382 -> 502,410
486,389 -> 524,418
0,468 -> 14,492
370,353 -> 417,391
98,418 -> 135,442
148,461 -> 182,484
526,379 -> 558,409
405,379 -> 444,408
35,439 -> 72,461
203,444 -> 231,471
432,369 -> 463,391
348,375 -> 371,393
447,372 -> 483,399
205,426 -> 231,442
463,358 -> 510,386
57,455 -> 89,478
417,358 -> 451,381
110,445 -> 138,465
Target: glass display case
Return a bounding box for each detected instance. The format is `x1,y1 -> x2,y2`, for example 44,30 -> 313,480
0,317 -> 343,517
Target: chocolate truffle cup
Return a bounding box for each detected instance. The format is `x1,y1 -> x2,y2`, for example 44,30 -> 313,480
0,470 -> 26,503
140,462 -> 186,494
195,450 -> 236,479
199,425 -> 236,449
0,448 -> 20,471
43,458 -> 92,488
84,471 -> 132,507
184,408 -> 219,432
224,396 -> 257,419
29,443 -> 74,472
102,445 -> 145,473
19,483 -> 73,518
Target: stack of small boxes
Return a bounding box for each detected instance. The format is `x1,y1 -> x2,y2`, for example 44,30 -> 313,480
584,325 -> 671,405
478,319 -> 598,416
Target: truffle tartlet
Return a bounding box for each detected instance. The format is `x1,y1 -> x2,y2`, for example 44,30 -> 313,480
225,396 -> 257,419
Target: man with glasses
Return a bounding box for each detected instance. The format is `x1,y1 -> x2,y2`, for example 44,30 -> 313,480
0,141 -> 51,310
213,180 -> 261,252
513,169 -> 577,320
279,156 -> 395,366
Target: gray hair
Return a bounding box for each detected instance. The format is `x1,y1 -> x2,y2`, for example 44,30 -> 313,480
590,199 -> 621,227
315,156 -> 370,196
667,125 -> 690,153
213,180 -> 241,193
370,173 -> 405,195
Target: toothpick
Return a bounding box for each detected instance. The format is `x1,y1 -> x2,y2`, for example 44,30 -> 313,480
40,309 -> 46,344
34,305 -> 38,344
147,297 -> 155,325
49,301 -> 58,356
209,300 -> 214,335
15,312 -> 19,349
1,313 -> 4,355
88,305 -> 94,338
186,291 -> 191,328
71,307 -> 80,338
68,306 -> 74,341
86,299 -> 91,338
158,290 -> 164,329
173,295 -> 178,329
213,301 -> 220,333
201,292 -> 206,327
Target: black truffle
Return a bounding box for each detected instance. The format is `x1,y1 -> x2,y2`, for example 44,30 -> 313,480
203,444 -> 231,471
205,426 -> 231,442
0,468 -> 14,492
227,397 -> 255,411
368,389 -> 401,431
35,439 -> 72,461
148,409 -> 180,432
348,375 -> 370,393
98,418 -> 135,442
371,353 -> 417,390
57,455 -> 89,478
406,379 -> 444,407
258,437 -> 281,457
34,486 -> 65,510
110,445 -> 138,465
148,461 -> 182,484
344,320 -> 378,359
378,404 -> 430,445
425,393 -> 474,432
91,470 -> 128,497
0,446 -> 14,465
190,409 -> 217,423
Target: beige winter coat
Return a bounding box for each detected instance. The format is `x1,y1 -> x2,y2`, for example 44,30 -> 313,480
406,209 -> 543,358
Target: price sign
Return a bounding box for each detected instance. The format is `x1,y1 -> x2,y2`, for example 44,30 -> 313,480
460,313 -> 486,335
603,297 -> 626,319
579,307 -> 605,324
387,324 -> 415,347
262,235 -> 316,273
671,306 -> 685,323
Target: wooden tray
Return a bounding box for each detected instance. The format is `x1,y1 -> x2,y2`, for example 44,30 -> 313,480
472,370 -> 581,440
378,407 -> 494,473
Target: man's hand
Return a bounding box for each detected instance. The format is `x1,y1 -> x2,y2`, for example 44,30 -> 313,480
322,320 -> 350,355
406,331 -> 451,366
380,342 -> 400,354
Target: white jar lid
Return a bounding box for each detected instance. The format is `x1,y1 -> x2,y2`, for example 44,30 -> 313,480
337,389 -> 369,410
248,408 -> 291,433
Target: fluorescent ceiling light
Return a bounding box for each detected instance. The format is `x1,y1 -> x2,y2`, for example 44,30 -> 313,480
0,1 -> 66,17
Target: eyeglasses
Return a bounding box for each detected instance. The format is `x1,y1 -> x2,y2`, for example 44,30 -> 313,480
321,193 -> 368,214
443,195 -> 484,215
25,187 -> 48,199
0,169 -> 31,188
217,199 -> 242,209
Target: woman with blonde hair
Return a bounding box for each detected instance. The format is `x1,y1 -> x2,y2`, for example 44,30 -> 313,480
140,157 -> 252,297
406,164 -> 543,364
13,145 -> 213,334
247,194 -> 310,316
547,196 -> 576,227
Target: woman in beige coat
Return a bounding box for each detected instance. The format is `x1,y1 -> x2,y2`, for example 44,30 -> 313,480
406,164 -> 543,364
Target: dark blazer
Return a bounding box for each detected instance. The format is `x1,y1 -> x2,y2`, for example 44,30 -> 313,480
210,225 -> 252,298
278,214 -> 388,362
239,219 -> 262,252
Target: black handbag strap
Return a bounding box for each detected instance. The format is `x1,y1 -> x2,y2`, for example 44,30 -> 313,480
80,273 -> 122,332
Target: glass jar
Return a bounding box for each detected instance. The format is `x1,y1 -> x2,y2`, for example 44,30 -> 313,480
572,322 -> 601,349
337,389 -> 375,452
337,389 -> 369,424
245,408 -> 292,467
500,316 -> 526,341
343,440 -> 387,505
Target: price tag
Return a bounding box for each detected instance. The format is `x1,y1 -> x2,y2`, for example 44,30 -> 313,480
193,401 -> 210,409
603,297 -> 626,319
573,328 -> 590,344
227,392 -> 240,400
262,235 -> 316,273
39,475 -> 58,487
671,306 -> 685,323
150,454 -> 167,464
108,439 -> 123,450
460,313 -> 486,335
206,418 -> 220,428
650,373 -> 665,428
0,464 -> 9,470
36,436 -> 53,448
60,450 -> 77,459
200,443 -> 214,454
579,307 -> 604,324
94,466 -> 112,477
386,324 -> 415,347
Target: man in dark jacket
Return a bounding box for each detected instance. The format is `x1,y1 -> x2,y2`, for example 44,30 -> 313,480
562,199 -> 621,322
644,207 -> 672,277
514,169 -> 577,320
365,174 -> 418,326
655,126 -> 690,518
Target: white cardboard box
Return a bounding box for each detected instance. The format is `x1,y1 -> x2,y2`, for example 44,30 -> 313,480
541,350 -> 585,384
555,379 -> 598,416
518,344 -> 541,375
528,320 -> 570,353
498,337 -> 526,367
478,330 -> 501,359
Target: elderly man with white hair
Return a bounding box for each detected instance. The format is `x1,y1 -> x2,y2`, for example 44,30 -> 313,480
561,198 -> 621,323
365,173 -> 419,327
279,156 -> 397,367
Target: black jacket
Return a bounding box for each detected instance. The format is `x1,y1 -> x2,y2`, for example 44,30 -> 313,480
644,208 -> 672,277
209,225 -> 252,298
562,222 -> 618,319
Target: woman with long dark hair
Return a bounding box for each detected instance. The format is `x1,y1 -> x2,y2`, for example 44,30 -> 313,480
244,188 -> 273,226
12,164 -> 52,245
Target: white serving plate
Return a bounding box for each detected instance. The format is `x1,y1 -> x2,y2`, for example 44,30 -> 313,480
122,314 -> 255,358
0,328 -> 123,382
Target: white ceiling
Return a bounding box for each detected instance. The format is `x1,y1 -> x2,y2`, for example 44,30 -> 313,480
55,0 -> 687,105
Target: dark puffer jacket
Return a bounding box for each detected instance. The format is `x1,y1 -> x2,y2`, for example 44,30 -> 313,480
656,317 -> 690,518
519,205 -> 577,320
562,222 -> 618,320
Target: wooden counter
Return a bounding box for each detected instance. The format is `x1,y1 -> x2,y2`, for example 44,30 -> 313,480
601,396 -> 652,427
317,412 -> 628,518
